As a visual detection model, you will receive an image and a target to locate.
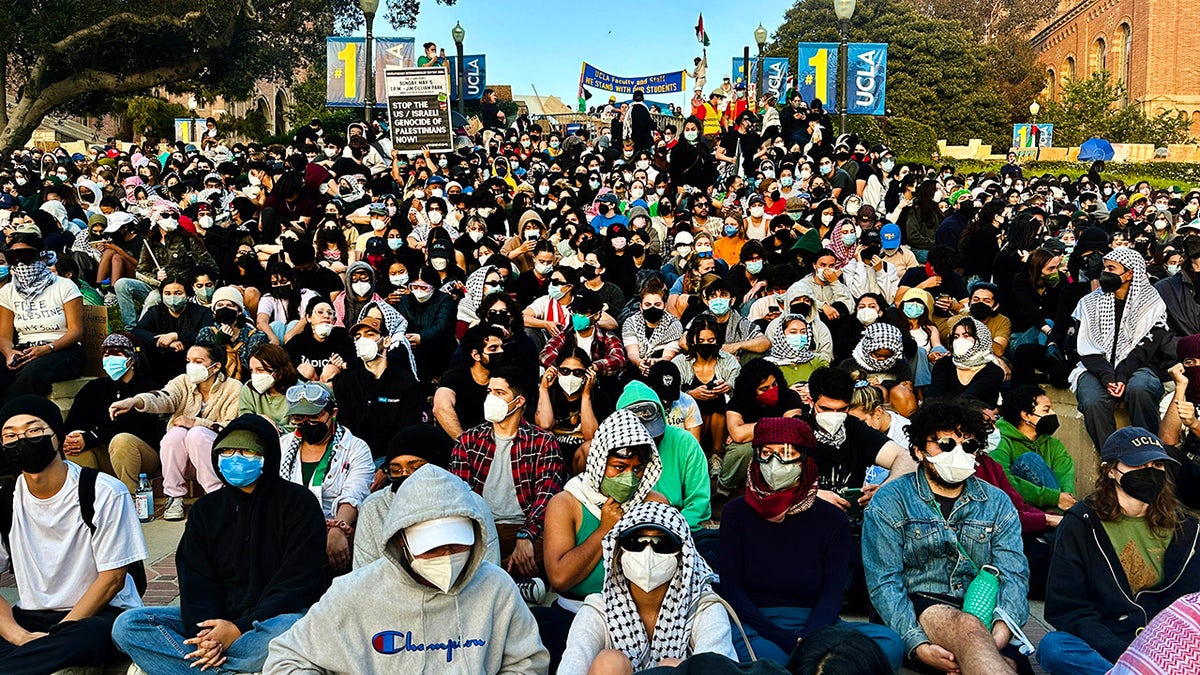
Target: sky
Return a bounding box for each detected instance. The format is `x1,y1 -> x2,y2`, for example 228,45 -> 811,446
360,0 -> 798,105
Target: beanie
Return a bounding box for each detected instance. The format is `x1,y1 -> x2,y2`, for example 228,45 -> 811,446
212,286 -> 245,310
753,416 -> 816,448
0,395 -> 65,441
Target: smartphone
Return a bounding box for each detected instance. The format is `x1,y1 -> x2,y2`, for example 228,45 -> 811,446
841,487 -> 863,503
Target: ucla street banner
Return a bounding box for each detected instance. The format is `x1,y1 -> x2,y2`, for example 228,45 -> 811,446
447,55 -> 487,101
731,57 -> 790,100
326,37 -> 416,107
846,43 -> 887,115
796,43 -> 839,110
580,63 -> 687,95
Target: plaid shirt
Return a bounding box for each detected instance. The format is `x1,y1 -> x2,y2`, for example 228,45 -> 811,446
539,327 -> 627,377
450,420 -> 563,539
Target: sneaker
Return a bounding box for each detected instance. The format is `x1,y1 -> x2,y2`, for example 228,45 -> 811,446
516,577 -> 546,605
127,664 -> 148,675
163,497 -> 185,521
708,454 -> 723,477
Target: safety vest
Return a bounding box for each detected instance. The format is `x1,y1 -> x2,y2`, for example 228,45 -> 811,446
702,103 -> 721,135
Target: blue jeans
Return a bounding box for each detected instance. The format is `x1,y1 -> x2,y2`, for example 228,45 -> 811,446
113,606 -> 303,675
1075,367 -> 1164,451
268,319 -> 298,344
1036,631 -> 1113,675
732,606 -> 904,672
114,277 -> 159,329
1011,453 -> 1060,491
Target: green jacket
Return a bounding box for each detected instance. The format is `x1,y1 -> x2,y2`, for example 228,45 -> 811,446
990,418 -> 1075,509
616,380 -> 711,529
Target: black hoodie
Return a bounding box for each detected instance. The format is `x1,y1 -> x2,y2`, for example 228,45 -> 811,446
176,414 -> 328,636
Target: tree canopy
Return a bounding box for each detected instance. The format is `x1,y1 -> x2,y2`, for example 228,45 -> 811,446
0,0 -> 455,153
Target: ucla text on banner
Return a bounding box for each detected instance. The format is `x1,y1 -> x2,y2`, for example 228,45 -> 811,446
796,43 -> 839,111
326,37 -> 416,107
385,67 -> 454,154
846,43 -> 887,115
580,63 -> 687,95
447,55 -> 487,101
731,57 -> 791,100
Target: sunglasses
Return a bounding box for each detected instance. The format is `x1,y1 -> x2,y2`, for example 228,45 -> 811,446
5,249 -> 40,264
619,534 -> 682,555
930,437 -> 983,454
557,366 -> 587,377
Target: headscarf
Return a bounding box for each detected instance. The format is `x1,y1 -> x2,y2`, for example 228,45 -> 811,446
746,417 -> 819,520
852,322 -> 904,373
600,502 -> 715,670
338,261 -> 376,329
950,318 -> 994,370
457,264 -> 497,325
1179,334 -> 1200,404
563,409 -> 663,519
1073,247 -> 1168,369
827,218 -> 860,267
765,313 -> 818,365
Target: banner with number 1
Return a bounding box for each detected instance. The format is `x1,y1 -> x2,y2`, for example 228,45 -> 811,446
796,42 -> 838,111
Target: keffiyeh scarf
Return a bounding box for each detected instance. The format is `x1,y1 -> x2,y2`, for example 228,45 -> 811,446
457,265 -> 497,324
827,218 -> 860,267
852,322 -> 904,373
601,502 -> 715,670
746,454 -> 820,521
623,310 -> 683,360
951,318 -> 994,370
766,313 -> 818,365
1073,247 -> 1168,368
564,409 -> 663,519
11,261 -> 56,301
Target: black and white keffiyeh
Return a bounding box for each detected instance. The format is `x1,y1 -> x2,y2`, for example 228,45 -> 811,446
601,502 -> 715,670
766,313 -> 818,365
280,424 -> 347,481
851,322 -> 904,373
11,261 -> 56,301
457,264 -> 497,325
564,409 -> 663,519
1073,247 -> 1168,367
622,310 -> 683,360
950,318 -> 994,370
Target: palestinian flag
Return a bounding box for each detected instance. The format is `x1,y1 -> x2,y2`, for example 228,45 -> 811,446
695,13 -> 710,47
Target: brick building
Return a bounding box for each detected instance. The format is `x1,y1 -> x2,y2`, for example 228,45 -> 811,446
1031,0 -> 1200,136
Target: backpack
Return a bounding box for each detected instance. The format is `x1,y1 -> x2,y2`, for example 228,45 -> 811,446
0,467 -> 148,596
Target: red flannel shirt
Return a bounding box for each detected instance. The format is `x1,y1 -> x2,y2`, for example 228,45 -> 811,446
539,327 -> 627,377
450,420 -> 563,539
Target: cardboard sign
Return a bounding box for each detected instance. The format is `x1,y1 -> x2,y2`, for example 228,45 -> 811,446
81,304 -> 123,378
384,67 -> 454,154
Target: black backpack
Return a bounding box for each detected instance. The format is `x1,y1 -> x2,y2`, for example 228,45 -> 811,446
0,467 -> 148,596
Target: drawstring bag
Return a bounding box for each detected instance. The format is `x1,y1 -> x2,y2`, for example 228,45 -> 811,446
926,499 -> 1000,627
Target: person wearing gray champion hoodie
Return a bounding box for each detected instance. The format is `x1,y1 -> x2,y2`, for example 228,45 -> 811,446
263,464 -> 549,674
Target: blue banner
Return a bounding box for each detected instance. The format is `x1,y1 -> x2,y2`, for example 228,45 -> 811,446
731,57 -> 790,101
447,55 -> 486,101
846,43 -> 887,115
580,63 -> 687,95
326,37 -> 416,107
796,43 -> 838,111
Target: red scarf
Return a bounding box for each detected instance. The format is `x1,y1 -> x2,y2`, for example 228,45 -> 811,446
744,457 -> 819,521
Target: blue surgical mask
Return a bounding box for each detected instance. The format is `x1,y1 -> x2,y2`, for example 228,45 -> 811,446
708,297 -> 732,316
387,238 -> 403,251
723,225 -> 738,237
571,313 -> 593,332
785,334 -> 809,352
746,260 -> 764,275
102,355 -> 132,381
548,283 -> 566,300
218,453 -> 265,487
0,265 -> 9,278
902,302 -> 924,319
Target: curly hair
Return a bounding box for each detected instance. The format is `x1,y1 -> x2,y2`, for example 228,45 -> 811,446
904,396 -> 988,457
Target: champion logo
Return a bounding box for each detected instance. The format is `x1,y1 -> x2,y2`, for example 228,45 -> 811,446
372,630 -> 487,662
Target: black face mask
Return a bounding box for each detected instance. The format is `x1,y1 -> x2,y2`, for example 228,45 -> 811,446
1034,413 -> 1060,436
1119,467 -> 1167,504
389,474 -> 409,493
969,302 -> 993,321
694,343 -> 719,359
3,435 -> 58,474
214,307 -> 241,325
1081,253 -> 1104,281
628,243 -> 646,258
483,350 -> 506,368
582,264 -> 601,280
1099,271 -> 1125,293
272,285 -> 292,297
486,311 -> 511,328
791,301 -> 812,316
237,253 -> 255,268
298,421 -> 330,445
642,307 -> 664,324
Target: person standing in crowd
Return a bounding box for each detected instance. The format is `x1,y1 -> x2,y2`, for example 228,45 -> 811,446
113,414 -> 327,675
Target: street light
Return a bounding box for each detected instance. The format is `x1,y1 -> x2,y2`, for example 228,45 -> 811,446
1029,100 -> 1041,121
359,0 -> 381,124
833,0 -> 856,136
452,21 -> 466,117
754,23 -> 768,111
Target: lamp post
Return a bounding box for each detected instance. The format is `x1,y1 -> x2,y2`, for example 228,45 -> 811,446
833,0 -> 856,136
754,23 -> 768,111
452,21 -> 466,117
359,0 -> 380,124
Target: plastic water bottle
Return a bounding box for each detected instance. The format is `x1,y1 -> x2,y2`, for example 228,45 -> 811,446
135,474 -> 154,523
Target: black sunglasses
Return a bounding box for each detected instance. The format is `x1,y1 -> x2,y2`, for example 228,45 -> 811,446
931,437 -> 983,454
558,367 -> 587,377
619,534 -> 682,555
5,249 -> 40,264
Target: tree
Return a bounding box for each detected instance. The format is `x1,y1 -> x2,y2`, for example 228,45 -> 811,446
911,0 -> 1059,45
120,97 -> 190,141
768,0 -> 1013,148
1040,72 -> 1193,146
0,0 -> 456,154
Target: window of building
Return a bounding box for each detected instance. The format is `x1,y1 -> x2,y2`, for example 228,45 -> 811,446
1047,68 -> 1057,100
1091,37 -> 1107,75
1064,57 -> 1076,88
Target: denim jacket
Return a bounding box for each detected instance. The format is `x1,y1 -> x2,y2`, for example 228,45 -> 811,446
862,467 -> 1030,655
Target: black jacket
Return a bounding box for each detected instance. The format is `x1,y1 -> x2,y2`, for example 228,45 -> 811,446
331,358 -> 424,458
63,370 -> 165,449
176,414 -> 327,637
1045,502 -> 1200,662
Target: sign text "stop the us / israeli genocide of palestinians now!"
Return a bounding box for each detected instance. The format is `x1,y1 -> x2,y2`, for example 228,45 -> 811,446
385,67 -> 454,154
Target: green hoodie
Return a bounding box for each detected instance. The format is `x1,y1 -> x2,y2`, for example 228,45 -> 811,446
616,380 -> 712,529
991,417 -> 1075,509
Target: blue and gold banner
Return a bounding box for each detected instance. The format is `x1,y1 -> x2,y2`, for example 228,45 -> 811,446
732,57 -> 790,100
846,43 -> 888,115
796,43 -> 839,110
580,63 -> 687,95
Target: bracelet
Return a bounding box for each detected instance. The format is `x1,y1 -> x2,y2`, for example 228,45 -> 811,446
326,519 -> 354,537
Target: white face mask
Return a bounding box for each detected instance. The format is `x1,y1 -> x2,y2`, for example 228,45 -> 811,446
683,130 -> 699,142
856,307 -> 879,326
371,218 -> 388,231
250,372 -> 275,394
409,550 -> 471,593
198,215 -> 213,229
952,337 -> 975,357
750,206 -> 765,218
313,322 -> 334,339
468,230 -> 484,242
247,174 -> 261,186
159,216 -> 179,232
558,374 -> 583,396
355,336 -> 380,362
351,281 -> 372,297
483,393 -> 516,423
760,456 -> 804,491
636,161 -> 650,171
413,288 -> 433,302
620,546 -> 679,593
431,257 -> 449,271
428,211 -> 445,225
630,188 -> 644,200
926,445 -> 977,484
820,214 -> 834,226
814,411 -> 847,435
389,274 -> 409,287
323,147 -> 338,158
185,362 -> 213,384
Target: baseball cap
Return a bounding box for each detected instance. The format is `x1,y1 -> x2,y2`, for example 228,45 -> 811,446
880,223 -> 902,250
404,516 -> 475,555
103,211 -> 137,234
0,194 -> 16,209
1100,427 -> 1179,467
624,399 -> 666,438
368,203 -> 388,217
349,314 -> 389,338
647,361 -> 682,404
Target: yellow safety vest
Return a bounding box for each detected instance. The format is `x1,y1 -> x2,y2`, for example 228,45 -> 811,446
702,103 -> 721,135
